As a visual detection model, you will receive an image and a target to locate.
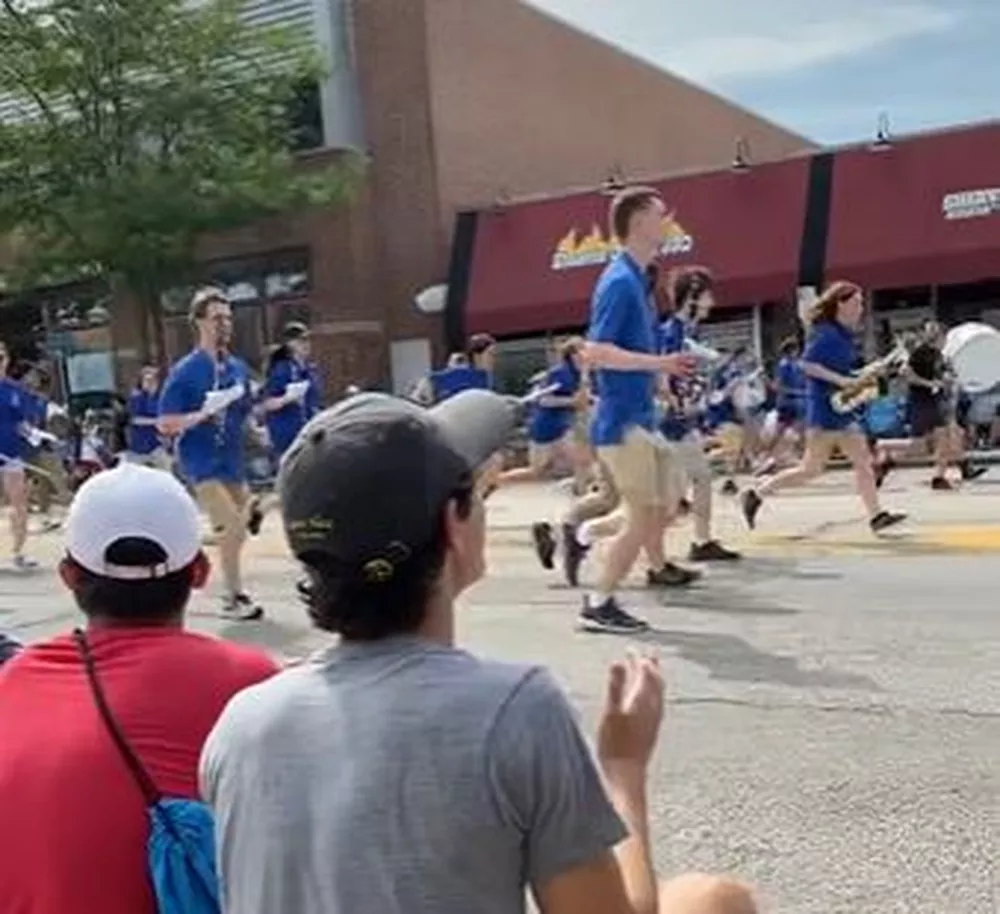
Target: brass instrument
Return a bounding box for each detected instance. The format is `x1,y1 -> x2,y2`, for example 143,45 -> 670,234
830,339 -> 911,414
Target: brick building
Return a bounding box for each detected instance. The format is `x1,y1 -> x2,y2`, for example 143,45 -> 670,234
2,0 -> 811,399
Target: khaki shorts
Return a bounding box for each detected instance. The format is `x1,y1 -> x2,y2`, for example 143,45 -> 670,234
194,481 -> 250,539
597,426 -> 684,508
672,431 -> 712,484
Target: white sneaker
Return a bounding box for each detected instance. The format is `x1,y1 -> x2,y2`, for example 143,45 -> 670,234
12,555 -> 39,571
221,593 -> 264,621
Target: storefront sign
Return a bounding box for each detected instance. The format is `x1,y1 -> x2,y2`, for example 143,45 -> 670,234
550,213 -> 694,270
942,188 -> 1000,221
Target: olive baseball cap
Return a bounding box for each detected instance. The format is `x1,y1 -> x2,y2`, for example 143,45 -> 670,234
277,389 -> 518,583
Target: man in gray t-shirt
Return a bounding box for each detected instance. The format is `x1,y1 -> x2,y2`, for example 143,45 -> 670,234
201,389 -> 756,914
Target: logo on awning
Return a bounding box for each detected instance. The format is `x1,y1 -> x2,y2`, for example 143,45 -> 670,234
550,214 -> 694,270
942,188 -> 1000,221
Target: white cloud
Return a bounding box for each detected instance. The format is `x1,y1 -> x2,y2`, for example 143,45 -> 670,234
527,0 -> 959,83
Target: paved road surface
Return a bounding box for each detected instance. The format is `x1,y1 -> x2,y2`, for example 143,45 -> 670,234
2,469 -> 999,914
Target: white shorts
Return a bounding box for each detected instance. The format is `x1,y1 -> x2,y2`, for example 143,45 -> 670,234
672,431 -> 712,484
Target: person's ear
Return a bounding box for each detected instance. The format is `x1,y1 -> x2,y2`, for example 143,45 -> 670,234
58,557 -> 80,593
189,551 -> 211,590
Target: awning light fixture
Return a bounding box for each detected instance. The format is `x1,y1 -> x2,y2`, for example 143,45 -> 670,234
871,112 -> 893,152
732,137 -> 751,172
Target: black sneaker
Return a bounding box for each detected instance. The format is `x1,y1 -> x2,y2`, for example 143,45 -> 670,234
721,479 -> 739,496
561,522 -> 589,588
741,489 -> 762,529
930,476 -> 954,491
222,593 -> 264,621
961,463 -> 988,481
578,596 -> 649,634
647,562 -> 700,588
531,521 -> 556,570
677,498 -> 692,516
689,540 -> 741,562
870,510 -> 907,533
247,500 -> 264,536
874,458 -> 896,489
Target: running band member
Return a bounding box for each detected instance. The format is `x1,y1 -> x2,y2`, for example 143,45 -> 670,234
414,334 -> 496,405
875,319 -> 985,489
741,281 -> 906,533
126,365 -> 171,470
581,187 -> 696,634
158,287 -> 263,620
658,266 -> 740,562
261,322 -> 322,461
0,342 -> 36,569
755,336 -> 807,474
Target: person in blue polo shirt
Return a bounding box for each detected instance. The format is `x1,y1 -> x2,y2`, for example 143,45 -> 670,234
741,280 -> 906,533
126,365 -> 170,469
0,342 -> 36,570
261,321 -> 322,459
657,266 -> 741,563
580,186 -> 696,634
158,286 -> 263,621
414,334 -> 496,405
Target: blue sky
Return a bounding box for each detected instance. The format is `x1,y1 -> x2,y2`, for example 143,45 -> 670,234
528,0 -> 999,145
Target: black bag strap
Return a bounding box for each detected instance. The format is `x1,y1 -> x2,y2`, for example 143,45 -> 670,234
73,628 -> 161,806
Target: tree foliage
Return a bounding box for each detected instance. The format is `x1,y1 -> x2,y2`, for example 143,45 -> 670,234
0,0 -> 361,317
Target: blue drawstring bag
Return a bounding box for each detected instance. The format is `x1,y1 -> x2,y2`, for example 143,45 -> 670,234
75,629 -> 220,914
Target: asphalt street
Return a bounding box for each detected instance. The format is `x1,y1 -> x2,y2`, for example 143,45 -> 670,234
2,468 -> 999,914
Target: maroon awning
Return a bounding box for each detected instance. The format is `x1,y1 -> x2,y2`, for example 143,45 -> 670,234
464,158 -> 810,336
826,123 -> 1000,290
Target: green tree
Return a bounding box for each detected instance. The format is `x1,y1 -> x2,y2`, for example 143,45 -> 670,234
0,0 -> 362,356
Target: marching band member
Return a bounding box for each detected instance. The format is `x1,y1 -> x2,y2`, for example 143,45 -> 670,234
0,342 -> 36,569
756,336 -> 807,473
261,322 -> 322,461
126,365 -> 171,470
158,286 -> 264,621
873,319 -> 985,489
412,333 -> 496,405
702,354 -> 744,494
740,281 -> 906,533
658,265 -> 740,563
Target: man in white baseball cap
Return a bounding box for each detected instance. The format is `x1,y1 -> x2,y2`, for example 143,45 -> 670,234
0,463 -> 278,914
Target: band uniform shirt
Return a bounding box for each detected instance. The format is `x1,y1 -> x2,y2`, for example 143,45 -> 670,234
0,377 -> 29,464
126,388 -> 162,456
200,637 -> 627,914
657,315 -> 699,442
803,320 -> 857,431
907,343 -> 945,407
159,349 -> 253,484
264,356 -> 322,458
527,360 -> 581,444
587,252 -> 657,446
775,356 -> 806,420
429,365 -> 491,403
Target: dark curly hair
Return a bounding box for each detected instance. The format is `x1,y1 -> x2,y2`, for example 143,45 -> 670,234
296,485 -> 475,641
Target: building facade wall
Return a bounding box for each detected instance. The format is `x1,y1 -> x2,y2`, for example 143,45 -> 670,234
424,0 -> 814,228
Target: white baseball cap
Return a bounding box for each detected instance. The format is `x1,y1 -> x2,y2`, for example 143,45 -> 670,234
65,463 -> 202,580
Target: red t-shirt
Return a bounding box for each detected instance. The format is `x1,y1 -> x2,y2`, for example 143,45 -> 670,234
0,626 -> 279,914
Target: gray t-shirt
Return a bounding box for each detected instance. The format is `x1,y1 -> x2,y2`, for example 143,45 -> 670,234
200,636 -> 626,914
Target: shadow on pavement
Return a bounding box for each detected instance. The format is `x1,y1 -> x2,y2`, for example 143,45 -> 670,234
634,628 -> 881,691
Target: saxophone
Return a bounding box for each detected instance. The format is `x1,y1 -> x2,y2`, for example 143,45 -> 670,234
830,339 -> 911,414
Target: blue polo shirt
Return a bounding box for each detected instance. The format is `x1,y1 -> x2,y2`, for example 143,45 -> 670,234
264,356 -> 322,457
0,379 -> 28,463
658,315 -> 701,442
587,252 -> 656,446
528,361 -> 580,444
429,365 -> 491,402
775,356 -> 806,419
127,389 -> 161,455
804,321 -> 856,431
159,349 -> 253,484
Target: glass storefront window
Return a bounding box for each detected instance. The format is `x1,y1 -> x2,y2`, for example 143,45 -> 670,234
493,336 -> 553,395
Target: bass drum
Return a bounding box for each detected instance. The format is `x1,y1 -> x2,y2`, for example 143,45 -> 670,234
943,322 -> 1000,394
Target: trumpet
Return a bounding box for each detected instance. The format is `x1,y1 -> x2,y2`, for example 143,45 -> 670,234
830,340 -> 911,414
